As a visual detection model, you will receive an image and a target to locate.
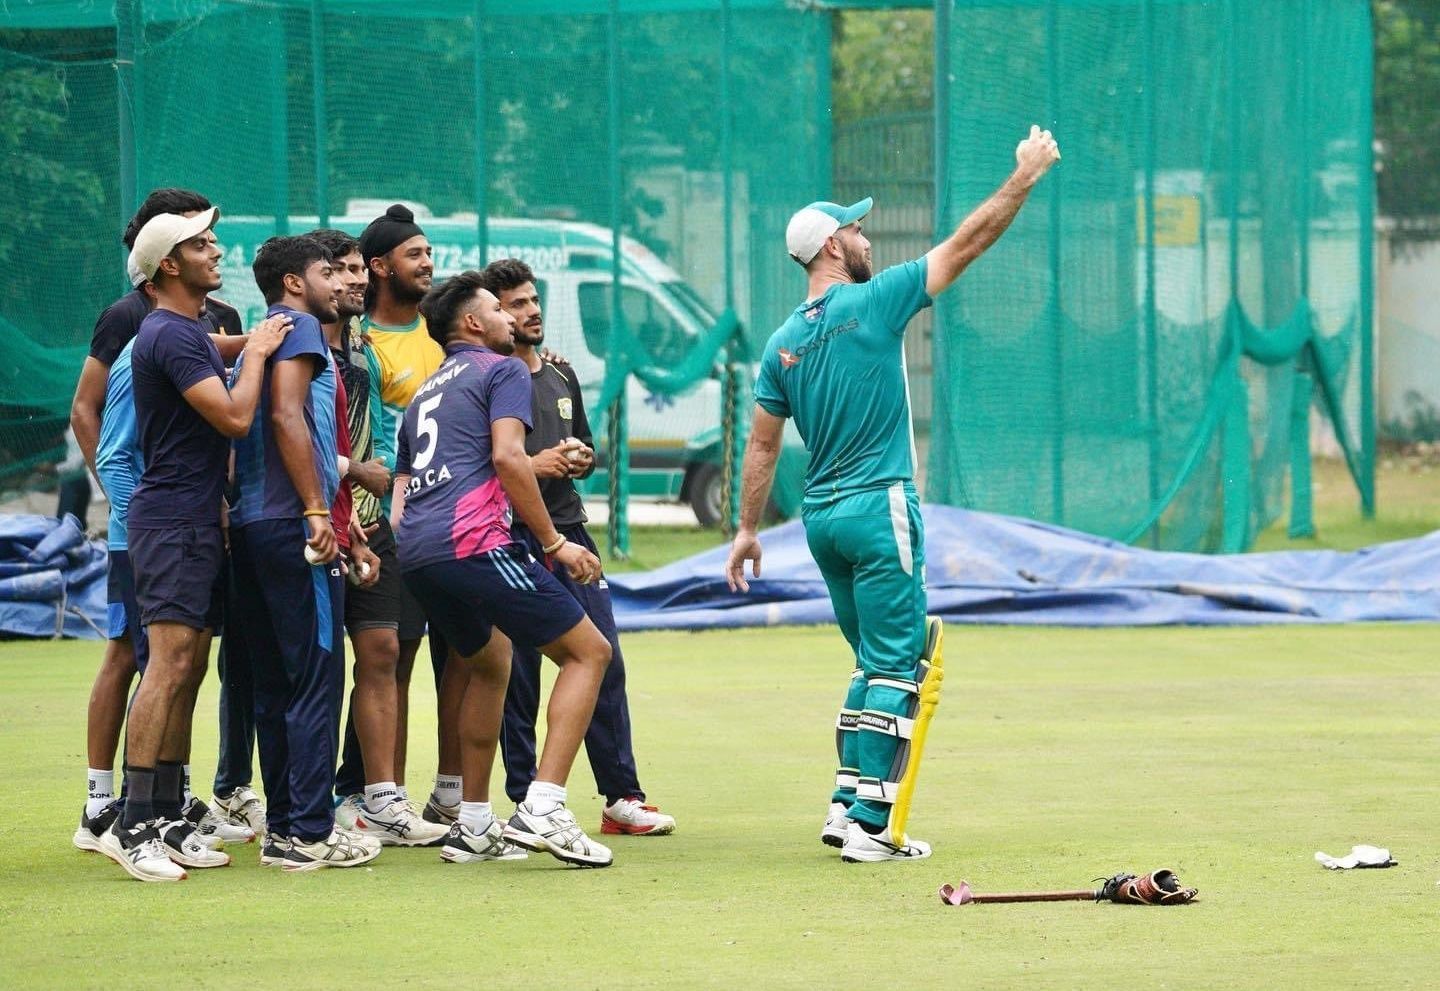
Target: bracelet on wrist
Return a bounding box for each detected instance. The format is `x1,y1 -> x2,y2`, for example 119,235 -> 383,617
542,535 -> 567,555
303,508 -> 330,518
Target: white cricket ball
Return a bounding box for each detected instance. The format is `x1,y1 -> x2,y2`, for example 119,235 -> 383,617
304,545 -> 324,565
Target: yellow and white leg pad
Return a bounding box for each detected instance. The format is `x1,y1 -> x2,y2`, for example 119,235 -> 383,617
889,617 -> 945,840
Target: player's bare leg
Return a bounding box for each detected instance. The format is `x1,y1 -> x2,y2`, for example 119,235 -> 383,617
502,615 -> 613,867
441,630 -> 526,863
347,628 -> 447,847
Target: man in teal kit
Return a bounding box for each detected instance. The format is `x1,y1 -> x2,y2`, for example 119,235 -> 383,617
725,125 -> 1060,863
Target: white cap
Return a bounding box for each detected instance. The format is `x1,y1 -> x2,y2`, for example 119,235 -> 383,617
127,207 -> 220,281
784,197 -> 872,264
126,254 -> 145,288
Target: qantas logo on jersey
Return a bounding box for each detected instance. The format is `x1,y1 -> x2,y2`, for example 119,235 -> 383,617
777,317 -> 859,369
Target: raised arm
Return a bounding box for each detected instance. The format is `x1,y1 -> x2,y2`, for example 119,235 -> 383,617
924,125 -> 1061,298
724,405 -> 786,593
181,314 -> 291,439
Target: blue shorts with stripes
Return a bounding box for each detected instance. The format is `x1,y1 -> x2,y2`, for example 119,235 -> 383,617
402,542 -> 585,658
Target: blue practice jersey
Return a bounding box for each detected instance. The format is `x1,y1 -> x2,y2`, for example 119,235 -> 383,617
95,339 -> 145,550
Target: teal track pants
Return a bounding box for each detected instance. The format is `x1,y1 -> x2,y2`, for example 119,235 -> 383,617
803,483 -> 926,829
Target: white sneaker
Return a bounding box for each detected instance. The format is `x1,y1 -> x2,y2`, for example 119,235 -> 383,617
440,819 -> 529,864
351,798 -> 450,847
282,829 -> 381,872
100,820 -> 187,882
213,786 -> 266,833
839,820 -> 932,864
157,818 -> 231,868
503,802 -> 613,868
821,802 -> 851,849
183,797 -> 255,848
259,832 -> 290,866
73,800 -> 122,853
601,797 -> 676,836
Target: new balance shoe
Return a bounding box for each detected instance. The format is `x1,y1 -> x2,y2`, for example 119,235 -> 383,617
440,819 -> 529,864
259,832 -> 290,866
157,818 -> 231,868
422,796 -> 459,826
333,794 -> 364,831
351,798 -> 449,847
503,802 -> 612,868
821,801 -> 851,849
183,796 -> 255,848
839,820 -> 932,864
282,829 -> 381,872
601,797 -> 676,836
73,800 -> 122,853
100,820 -> 187,882
212,786 -> 266,833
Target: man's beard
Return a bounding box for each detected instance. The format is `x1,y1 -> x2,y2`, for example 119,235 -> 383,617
514,320 -> 544,347
336,292 -> 365,320
490,335 -> 516,355
388,269 -> 428,304
842,241 -> 872,284
306,288 -> 340,323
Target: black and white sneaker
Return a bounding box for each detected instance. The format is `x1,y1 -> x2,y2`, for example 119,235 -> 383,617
440,819 -> 529,864
73,800 -> 122,853
183,796 -> 255,848
282,829 -> 381,872
259,832 -> 290,866
156,817 -> 231,868
503,802 -> 612,868
99,819 -> 187,882
839,820 -> 932,864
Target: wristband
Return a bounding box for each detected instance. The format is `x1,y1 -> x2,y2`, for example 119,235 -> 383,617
303,508 -> 331,518
542,535 -> 567,555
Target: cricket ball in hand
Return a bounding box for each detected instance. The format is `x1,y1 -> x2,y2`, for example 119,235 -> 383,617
304,545 -> 324,565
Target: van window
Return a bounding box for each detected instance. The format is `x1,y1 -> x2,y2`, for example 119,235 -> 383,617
578,282 -> 693,366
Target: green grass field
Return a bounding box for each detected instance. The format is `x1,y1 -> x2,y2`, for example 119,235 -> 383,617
2,454 -> 1436,989
3,623 -> 1437,989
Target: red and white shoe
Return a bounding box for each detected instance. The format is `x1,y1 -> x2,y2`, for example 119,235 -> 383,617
600,797 -> 676,836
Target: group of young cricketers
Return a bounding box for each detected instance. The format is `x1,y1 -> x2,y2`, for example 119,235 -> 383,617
71,192 -> 673,881
68,121 -> 1058,881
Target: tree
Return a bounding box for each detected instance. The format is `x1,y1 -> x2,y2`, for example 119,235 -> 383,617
1374,0 -> 1440,251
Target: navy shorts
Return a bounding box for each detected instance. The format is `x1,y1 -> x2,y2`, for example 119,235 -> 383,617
128,524 -> 226,630
106,549 -> 151,672
403,543 -> 586,658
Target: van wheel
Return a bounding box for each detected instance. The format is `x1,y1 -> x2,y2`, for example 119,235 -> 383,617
687,463 -> 724,528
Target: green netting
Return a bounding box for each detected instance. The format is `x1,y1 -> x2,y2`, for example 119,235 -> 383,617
0,0 -> 827,548
929,0 -> 1374,551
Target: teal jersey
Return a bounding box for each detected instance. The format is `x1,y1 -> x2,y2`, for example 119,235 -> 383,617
754,257 -> 931,509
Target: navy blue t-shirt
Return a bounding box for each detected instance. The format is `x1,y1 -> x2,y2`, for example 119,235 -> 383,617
128,308 -> 230,529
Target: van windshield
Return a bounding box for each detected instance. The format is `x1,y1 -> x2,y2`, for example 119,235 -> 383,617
662,281 -> 719,329
578,281 -> 697,367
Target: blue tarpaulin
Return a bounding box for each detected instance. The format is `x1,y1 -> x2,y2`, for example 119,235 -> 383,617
608,506 -> 1440,630
0,514 -> 108,639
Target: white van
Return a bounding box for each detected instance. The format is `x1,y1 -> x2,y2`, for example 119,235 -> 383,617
213,207 -> 781,525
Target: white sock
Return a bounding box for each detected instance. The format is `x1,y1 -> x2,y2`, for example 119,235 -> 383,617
524,780 -> 567,816
182,764 -> 194,804
459,801 -> 494,833
364,781 -> 399,814
432,774 -> 462,808
86,768 -> 115,819
396,784 -> 409,800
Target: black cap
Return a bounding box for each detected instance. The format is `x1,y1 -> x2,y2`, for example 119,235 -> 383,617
359,204 -> 425,263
